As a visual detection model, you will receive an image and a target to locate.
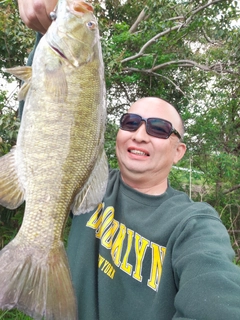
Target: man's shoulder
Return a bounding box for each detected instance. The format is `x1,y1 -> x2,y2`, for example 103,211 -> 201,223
166,185 -> 219,220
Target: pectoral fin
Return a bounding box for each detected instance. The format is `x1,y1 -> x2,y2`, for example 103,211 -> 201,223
71,149 -> 108,215
0,148 -> 25,209
5,66 -> 32,83
45,63 -> 68,103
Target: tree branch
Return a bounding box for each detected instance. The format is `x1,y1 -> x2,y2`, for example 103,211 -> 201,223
122,67 -> 186,96
121,0 -> 227,64
129,7 -> 148,34
121,25 -> 181,63
123,59 -> 239,76
166,16 -> 185,22
151,59 -> 211,71
223,184 -> 240,195
201,27 -> 220,45
186,0 -> 224,20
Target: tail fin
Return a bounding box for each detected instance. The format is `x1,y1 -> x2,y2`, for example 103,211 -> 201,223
0,239 -> 77,320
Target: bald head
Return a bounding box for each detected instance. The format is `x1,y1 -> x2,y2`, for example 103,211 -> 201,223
128,97 -> 184,139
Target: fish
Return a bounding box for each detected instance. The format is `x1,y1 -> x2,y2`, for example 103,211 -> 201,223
0,0 -> 108,319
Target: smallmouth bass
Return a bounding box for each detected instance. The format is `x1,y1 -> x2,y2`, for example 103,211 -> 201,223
0,0 -> 108,319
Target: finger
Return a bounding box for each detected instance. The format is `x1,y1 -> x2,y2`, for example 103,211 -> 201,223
30,0 -> 52,33
34,0 -> 57,32
18,0 -> 52,33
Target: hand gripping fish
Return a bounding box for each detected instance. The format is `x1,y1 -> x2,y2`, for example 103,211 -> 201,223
0,0 -> 108,319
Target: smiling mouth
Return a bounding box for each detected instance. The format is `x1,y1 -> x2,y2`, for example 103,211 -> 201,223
128,149 -> 149,156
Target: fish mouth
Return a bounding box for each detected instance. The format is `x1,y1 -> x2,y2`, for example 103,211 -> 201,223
50,46 -> 68,60
71,1 -> 94,14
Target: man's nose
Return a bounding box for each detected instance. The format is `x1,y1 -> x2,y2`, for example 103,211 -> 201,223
131,122 -> 150,142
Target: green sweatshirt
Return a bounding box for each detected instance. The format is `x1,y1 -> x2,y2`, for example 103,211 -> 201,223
67,169 -> 240,320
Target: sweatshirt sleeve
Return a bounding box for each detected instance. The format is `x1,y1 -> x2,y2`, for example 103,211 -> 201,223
171,212 -> 240,320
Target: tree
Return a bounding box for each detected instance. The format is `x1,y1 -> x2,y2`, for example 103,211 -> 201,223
94,0 -> 239,113
0,0 -> 34,70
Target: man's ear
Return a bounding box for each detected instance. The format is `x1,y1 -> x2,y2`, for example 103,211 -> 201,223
173,142 -> 187,165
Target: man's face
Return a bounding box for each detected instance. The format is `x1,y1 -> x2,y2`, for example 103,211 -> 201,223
116,98 -> 186,185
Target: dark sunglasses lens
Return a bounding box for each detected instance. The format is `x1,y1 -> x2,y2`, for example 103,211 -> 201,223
120,114 -> 141,131
120,113 -> 174,139
147,118 -> 172,138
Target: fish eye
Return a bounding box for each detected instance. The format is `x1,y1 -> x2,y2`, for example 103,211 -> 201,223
87,21 -> 96,30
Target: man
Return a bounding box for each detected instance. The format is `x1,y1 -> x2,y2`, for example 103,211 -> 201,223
67,97 -> 240,319
16,1 -> 240,319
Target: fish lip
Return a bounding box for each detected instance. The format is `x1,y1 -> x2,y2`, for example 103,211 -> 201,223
69,1 -> 94,15
127,147 -> 150,156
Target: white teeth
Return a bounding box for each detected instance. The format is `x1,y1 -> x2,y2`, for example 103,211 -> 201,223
130,150 -> 147,156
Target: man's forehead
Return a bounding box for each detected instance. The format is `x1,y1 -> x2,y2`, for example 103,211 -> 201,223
128,98 -> 176,118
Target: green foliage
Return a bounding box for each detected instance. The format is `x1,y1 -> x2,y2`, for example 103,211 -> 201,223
97,0 -> 239,112
105,120 -> 119,169
0,308 -> 32,319
0,93 -> 20,156
0,6 -> 239,320
0,0 -> 35,70
0,204 -> 25,249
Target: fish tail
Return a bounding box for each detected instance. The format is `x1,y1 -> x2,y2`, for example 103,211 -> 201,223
0,239 -> 77,320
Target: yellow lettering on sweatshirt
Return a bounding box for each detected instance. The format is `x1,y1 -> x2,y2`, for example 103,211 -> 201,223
98,254 -> 105,268
120,228 -> 134,275
98,254 -> 116,279
96,206 -> 114,239
101,219 -> 119,249
86,203 -> 104,231
88,206 -> 167,291
111,223 -> 126,267
147,243 -> 166,291
133,233 -> 150,282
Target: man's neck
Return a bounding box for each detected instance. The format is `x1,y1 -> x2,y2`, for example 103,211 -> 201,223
121,174 -> 168,196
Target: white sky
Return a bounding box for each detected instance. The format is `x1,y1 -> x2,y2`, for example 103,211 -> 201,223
0,76 -> 19,110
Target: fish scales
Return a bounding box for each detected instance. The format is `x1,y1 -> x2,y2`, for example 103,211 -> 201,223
0,0 -> 108,319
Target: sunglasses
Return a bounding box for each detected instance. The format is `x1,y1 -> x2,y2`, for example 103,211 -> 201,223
120,113 -> 182,140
